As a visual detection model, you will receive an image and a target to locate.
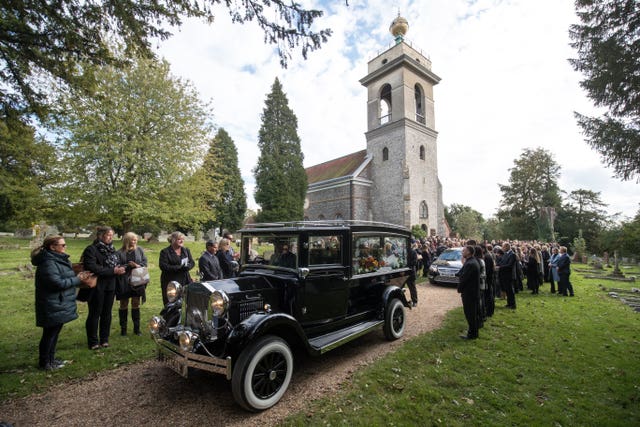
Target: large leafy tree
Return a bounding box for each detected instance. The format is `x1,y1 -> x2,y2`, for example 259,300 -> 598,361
254,78 -> 307,222
0,108 -> 54,229
620,206 -> 640,256
445,204 -> 484,240
497,147 -> 562,240
201,128 -> 247,234
48,57 -> 212,232
556,189 -> 608,249
569,0 -> 640,181
0,0 -> 332,117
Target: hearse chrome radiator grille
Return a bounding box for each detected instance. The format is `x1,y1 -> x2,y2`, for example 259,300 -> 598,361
238,298 -> 263,321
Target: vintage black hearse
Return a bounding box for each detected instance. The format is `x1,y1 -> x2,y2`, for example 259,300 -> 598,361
149,221 -> 412,411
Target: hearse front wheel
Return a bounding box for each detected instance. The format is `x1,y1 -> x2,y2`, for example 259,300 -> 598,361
231,335 -> 293,412
383,298 -> 405,340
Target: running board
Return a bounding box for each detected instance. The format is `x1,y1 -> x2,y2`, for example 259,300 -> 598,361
308,320 -> 384,354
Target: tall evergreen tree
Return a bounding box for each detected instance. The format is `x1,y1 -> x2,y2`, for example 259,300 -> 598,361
569,0 -> 640,181
201,128 -> 247,233
497,147 -> 562,240
254,78 -> 307,222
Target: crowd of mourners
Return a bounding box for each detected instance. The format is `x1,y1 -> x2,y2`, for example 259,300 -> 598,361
31,226 -> 240,371
406,236 -> 574,340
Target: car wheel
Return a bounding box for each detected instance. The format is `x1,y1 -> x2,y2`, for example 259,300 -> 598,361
428,278 -> 436,284
231,335 -> 293,412
383,298 -> 405,340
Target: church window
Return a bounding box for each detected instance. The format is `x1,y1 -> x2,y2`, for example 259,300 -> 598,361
382,147 -> 389,161
318,214 -> 325,220
420,201 -> 428,219
304,216 -> 309,221
415,84 -> 425,124
419,145 -> 425,160
380,84 -> 392,125
335,213 -> 343,220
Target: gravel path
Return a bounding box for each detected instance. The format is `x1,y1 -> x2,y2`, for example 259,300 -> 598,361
0,283 -> 460,427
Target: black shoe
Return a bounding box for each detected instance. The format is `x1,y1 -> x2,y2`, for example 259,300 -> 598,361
39,362 -> 62,371
52,358 -> 66,368
460,334 -> 477,340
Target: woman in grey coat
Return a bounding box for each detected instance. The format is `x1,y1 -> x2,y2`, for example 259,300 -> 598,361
32,235 -> 95,370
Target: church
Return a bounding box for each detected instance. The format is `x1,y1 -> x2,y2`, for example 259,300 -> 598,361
303,16 -> 447,236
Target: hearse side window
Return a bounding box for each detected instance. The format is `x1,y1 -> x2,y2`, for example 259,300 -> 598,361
353,234 -> 408,275
382,236 -> 408,270
241,236 -> 298,268
308,235 -> 342,265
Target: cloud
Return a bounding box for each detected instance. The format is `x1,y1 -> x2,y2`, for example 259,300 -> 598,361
157,0 -> 640,219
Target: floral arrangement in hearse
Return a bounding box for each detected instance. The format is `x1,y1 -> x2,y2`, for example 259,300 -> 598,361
357,255 -> 385,273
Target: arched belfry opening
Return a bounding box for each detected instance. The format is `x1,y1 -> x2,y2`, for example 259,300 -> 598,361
380,84 -> 392,125
415,84 -> 425,124
382,147 -> 389,161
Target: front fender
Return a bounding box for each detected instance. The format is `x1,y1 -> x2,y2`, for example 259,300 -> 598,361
226,312 -> 308,358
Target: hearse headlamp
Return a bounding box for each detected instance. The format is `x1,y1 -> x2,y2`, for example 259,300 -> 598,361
148,315 -> 166,336
209,290 -> 229,317
178,330 -> 197,351
166,281 -> 182,303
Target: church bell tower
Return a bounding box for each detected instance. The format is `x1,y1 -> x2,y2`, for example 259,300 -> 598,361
360,15 -> 444,234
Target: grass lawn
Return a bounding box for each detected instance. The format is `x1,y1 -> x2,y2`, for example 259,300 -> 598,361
282,266 -> 640,426
0,236 -> 209,401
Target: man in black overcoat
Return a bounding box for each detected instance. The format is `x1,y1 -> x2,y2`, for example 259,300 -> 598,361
496,242 -> 517,309
457,245 -> 480,340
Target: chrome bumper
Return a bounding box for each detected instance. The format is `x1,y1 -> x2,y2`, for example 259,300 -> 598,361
154,338 -> 232,380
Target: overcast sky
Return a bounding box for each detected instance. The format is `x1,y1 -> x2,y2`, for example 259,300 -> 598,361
157,0 -> 639,220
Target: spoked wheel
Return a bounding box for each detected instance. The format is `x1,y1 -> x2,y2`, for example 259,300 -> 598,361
383,298 -> 405,340
231,335 -> 293,411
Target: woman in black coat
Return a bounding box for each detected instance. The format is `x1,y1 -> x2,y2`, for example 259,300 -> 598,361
32,235 -> 95,370
527,248 -> 541,294
82,226 -> 126,350
159,231 -> 195,305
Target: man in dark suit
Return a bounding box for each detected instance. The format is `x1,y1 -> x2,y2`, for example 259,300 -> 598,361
496,242 -> 517,309
457,245 -> 480,340
199,240 -> 223,281
556,246 -> 574,296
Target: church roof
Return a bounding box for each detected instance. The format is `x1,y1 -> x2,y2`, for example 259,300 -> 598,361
306,150 -> 367,184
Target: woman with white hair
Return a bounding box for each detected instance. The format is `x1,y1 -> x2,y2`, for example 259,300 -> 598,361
159,231 -> 195,305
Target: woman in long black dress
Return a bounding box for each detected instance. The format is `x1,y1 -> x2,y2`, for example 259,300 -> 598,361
527,247 -> 541,294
